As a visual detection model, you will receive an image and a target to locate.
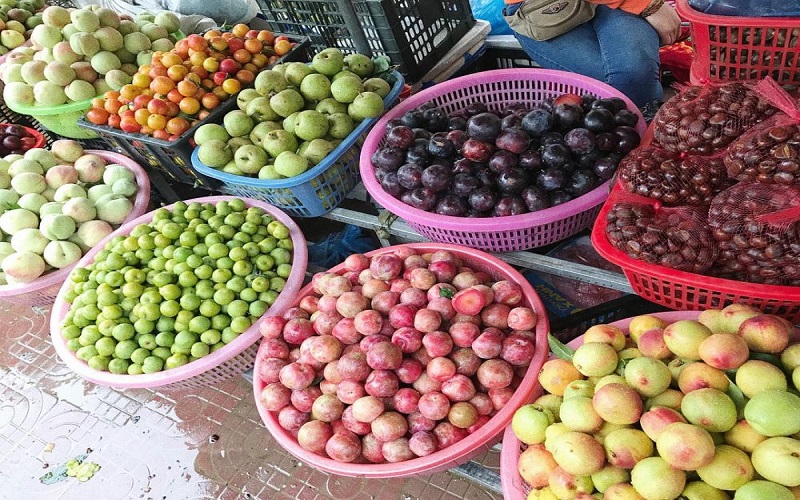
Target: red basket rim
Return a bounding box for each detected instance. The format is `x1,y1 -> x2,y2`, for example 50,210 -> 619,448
590,182 -> 800,301
0,123 -> 46,150
499,310 -> 704,500
359,68 -> 647,233
49,195 -> 309,389
676,0 -> 800,25
252,242 -> 551,478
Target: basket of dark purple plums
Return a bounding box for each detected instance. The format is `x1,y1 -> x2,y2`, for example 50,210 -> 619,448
359,69 -> 647,252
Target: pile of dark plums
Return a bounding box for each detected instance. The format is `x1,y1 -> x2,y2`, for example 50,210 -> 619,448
369,94 -> 641,218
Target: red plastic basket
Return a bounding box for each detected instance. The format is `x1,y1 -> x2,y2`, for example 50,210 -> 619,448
0,151 -> 151,308
253,242 -> 550,478
49,196 -> 308,391
591,182 -> 800,322
359,68 -> 647,253
499,310 -> 701,500
0,123 -> 46,151
676,0 -> 800,85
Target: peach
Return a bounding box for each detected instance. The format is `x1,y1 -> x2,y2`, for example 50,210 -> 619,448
592,383 -> 643,425
603,428 -> 653,469
656,422 -> 715,470
663,320 -> 712,360
640,406 -> 686,441
698,333 -> 750,370
538,358 -> 583,396
627,314 -> 669,344
738,314 -> 791,354
572,342 -> 619,377
677,361 -> 730,394
517,444 -> 558,489
631,457 -> 686,500
582,324 -> 627,351
724,419 -> 768,453
635,328 -> 671,359
551,431 -> 606,476
623,356 -> 671,397
696,444 -> 754,490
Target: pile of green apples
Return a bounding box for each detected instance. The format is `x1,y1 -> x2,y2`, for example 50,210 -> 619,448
0,0 -> 45,56
1,5 -> 181,107
511,304 -> 800,500
193,47 -> 393,180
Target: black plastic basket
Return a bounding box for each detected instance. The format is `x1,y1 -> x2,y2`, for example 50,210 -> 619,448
549,295 -> 669,343
76,36 -> 310,189
255,0 -> 475,83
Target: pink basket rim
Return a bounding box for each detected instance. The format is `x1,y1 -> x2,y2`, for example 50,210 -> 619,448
253,242 -> 551,478
0,150 -> 151,298
359,68 -> 647,233
499,309 -> 702,500
49,195 -> 308,388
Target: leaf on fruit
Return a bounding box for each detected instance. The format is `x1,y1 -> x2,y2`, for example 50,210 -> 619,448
547,333 -> 574,360
725,376 -> 748,419
615,357 -> 629,376
439,287 -> 454,299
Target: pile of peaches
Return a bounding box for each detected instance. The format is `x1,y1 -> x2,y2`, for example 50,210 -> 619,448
83,24 -> 298,141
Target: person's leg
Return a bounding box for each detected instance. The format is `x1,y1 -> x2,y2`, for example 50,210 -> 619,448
592,6 -> 663,106
504,4 -> 662,107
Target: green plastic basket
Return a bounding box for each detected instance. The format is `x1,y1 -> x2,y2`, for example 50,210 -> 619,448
7,97 -> 97,140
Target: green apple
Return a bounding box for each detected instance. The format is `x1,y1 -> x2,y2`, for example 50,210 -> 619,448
744,390 -> 800,437
293,110 -> 329,141
223,110 -> 254,138
283,61 -> 314,86
362,77 -> 391,98
348,91 -> 384,121
246,97 -> 279,122
236,88 -> 261,111
233,144 -> 268,175
751,437 -> 800,487
194,123 -> 229,146
511,404 -> 554,445
734,480 -> 794,500
299,72 -> 332,101
327,113 -> 354,139
343,53 -> 374,77
262,129 -> 298,158
250,121 -> 282,146
298,138 -> 334,166
254,69 -> 288,97
330,75 -> 362,103
258,164 -> 282,180
197,140 -> 232,168
311,47 -> 344,76
316,97 -> 348,115
269,88 -> 304,118
273,151 -> 309,178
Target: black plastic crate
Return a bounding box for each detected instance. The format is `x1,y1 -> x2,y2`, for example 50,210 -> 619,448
549,295 -> 669,343
255,0 -> 475,83
76,35 -> 310,189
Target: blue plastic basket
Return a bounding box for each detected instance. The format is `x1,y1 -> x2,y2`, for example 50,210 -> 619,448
191,70 -> 404,218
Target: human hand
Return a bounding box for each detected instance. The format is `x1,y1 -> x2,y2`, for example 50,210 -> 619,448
644,3 -> 682,46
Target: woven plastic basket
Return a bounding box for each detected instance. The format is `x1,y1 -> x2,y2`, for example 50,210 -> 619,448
591,182 -> 800,323
253,242 -> 550,478
191,71 -> 405,218
6,96 -> 96,140
500,310 -> 701,500
49,196 -> 308,391
359,68 -> 647,253
677,0 -> 800,85
0,151 -> 151,307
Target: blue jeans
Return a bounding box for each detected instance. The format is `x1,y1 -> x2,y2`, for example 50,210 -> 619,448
504,3 -> 662,107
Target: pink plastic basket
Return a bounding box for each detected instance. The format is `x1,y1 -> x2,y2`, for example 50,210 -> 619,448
49,196 -> 308,391
499,310 -> 701,500
253,242 -> 550,478
359,69 -> 647,253
0,151 -> 151,307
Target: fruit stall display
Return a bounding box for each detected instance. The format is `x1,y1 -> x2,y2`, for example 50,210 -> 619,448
0,138 -> 150,306
49,196 -> 308,390
592,78 -> 800,320
75,27 -> 308,189
501,305 -> 800,499
190,47 -> 404,217
1,6 -> 185,138
253,243 -> 549,476
359,68 -> 646,253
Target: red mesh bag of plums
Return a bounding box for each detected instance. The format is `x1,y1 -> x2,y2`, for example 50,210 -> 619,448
708,182 -> 800,286
652,81 -> 778,155
725,78 -> 800,186
617,145 -> 733,205
604,192 -> 718,273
